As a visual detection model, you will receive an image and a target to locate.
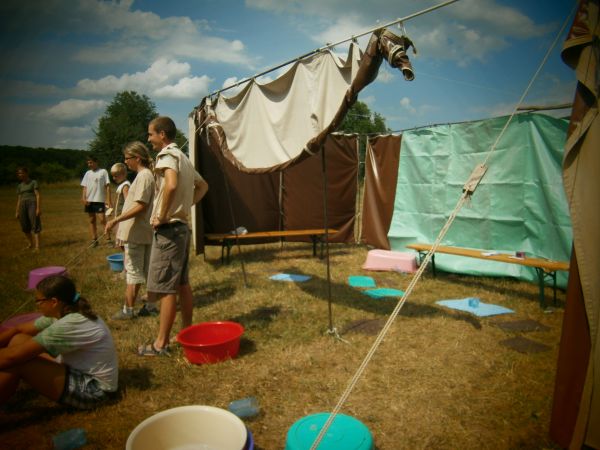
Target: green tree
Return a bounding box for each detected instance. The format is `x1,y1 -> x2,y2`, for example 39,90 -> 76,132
338,101 -> 389,178
88,91 -> 158,166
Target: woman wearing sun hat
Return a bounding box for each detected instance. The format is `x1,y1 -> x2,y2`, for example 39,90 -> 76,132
0,275 -> 118,409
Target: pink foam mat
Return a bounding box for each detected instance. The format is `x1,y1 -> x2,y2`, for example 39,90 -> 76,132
362,249 -> 417,273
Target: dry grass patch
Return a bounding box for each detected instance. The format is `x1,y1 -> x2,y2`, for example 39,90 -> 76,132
0,183 -> 564,449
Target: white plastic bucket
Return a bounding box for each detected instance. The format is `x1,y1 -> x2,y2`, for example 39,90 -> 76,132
126,405 -> 248,450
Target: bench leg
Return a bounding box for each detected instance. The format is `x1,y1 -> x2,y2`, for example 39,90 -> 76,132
535,267 -> 548,308
310,235 -> 317,257
419,251 -> 436,277
222,239 -> 233,264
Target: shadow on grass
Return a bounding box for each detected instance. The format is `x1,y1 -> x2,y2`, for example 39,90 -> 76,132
227,306 -> 281,358
193,282 -> 237,308
119,366 -> 153,391
278,266 -> 482,330
431,271 -> 565,307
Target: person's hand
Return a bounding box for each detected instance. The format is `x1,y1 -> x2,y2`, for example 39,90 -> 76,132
151,215 -> 166,228
81,198 -> 87,205
106,218 -> 118,232
15,211 -> 19,219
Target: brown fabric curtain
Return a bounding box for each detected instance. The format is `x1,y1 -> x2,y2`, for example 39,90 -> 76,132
196,132 -> 358,245
550,1 -> 599,448
197,129 -> 281,236
284,134 -> 358,243
361,135 -> 401,249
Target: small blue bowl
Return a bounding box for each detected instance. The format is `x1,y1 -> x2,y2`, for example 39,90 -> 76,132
107,253 -> 124,272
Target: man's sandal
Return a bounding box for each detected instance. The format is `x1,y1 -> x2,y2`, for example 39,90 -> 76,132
137,343 -> 170,356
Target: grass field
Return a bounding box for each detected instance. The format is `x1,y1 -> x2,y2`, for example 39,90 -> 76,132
0,182 -> 566,449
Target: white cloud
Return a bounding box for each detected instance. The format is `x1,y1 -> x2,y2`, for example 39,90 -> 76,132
400,97 -> 417,115
399,97 -> 440,117
376,68 -> 395,84
153,75 -> 212,99
45,99 -> 107,122
75,59 -> 207,99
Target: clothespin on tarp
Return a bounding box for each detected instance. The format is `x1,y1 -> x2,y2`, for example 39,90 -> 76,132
463,164 -> 488,196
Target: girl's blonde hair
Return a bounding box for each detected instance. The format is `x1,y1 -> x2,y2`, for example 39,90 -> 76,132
123,141 -> 153,170
110,162 -> 127,176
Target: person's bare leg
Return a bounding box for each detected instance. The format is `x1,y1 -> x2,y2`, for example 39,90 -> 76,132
178,284 -> 194,329
0,334 -> 66,404
33,233 -> 40,251
88,212 -> 97,240
154,293 -> 176,349
0,358 -> 66,404
99,213 -> 110,241
126,283 -> 141,308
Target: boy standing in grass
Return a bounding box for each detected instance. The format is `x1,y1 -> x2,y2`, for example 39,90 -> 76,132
137,116 -> 208,356
81,155 -> 112,247
109,162 -> 131,244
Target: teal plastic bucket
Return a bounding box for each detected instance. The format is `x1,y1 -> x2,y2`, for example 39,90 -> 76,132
285,413 -> 373,450
107,253 -> 124,272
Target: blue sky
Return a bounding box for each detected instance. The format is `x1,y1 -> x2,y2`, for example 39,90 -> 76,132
0,0 -> 576,150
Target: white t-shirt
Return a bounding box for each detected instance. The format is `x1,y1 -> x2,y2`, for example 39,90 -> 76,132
33,313 -> 119,392
114,180 -> 131,216
81,168 -> 110,203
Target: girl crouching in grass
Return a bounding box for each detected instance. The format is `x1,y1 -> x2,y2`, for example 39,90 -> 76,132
0,275 -> 118,409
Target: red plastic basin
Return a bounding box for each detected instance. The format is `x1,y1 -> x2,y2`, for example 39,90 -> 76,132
177,321 -> 244,364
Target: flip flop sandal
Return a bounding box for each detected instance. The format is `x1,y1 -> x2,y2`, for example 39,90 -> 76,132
137,343 -> 170,356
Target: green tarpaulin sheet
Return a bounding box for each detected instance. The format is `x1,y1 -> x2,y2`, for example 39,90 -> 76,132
389,113 -> 572,288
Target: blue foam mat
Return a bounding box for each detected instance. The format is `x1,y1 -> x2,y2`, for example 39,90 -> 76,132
363,288 -> 405,299
348,276 -> 376,288
436,298 -> 514,317
270,273 -> 311,282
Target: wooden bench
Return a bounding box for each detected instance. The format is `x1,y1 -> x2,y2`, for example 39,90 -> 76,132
406,243 -> 570,308
205,229 -> 339,263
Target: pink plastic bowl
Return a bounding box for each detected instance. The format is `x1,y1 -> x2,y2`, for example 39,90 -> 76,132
177,321 -> 244,364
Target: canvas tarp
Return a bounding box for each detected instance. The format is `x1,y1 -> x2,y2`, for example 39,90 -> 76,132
192,29 -> 415,173
550,0 -> 599,447
388,113 -> 572,287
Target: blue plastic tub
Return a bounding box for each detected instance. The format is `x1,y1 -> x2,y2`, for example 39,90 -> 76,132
107,253 -> 124,272
285,413 -> 373,450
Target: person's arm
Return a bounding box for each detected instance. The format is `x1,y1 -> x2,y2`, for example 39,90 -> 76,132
0,337 -> 46,370
106,201 -> 147,232
34,187 -> 41,216
105,180 -> 112,208
0,321 -> 39,349
81,186 -> 88,205
152,168 -> 177,226
192,177 -> 209,205
15,193 -> 21,219
122,184 -> 129,200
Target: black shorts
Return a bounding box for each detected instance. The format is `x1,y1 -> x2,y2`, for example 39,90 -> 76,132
84,202 -> 106,214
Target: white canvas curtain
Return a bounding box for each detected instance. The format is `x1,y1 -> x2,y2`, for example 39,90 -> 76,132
207,44 -> 361,170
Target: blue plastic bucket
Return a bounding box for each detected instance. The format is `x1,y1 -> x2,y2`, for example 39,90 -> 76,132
285,413 -> 373,450
107,253 -> 124,272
